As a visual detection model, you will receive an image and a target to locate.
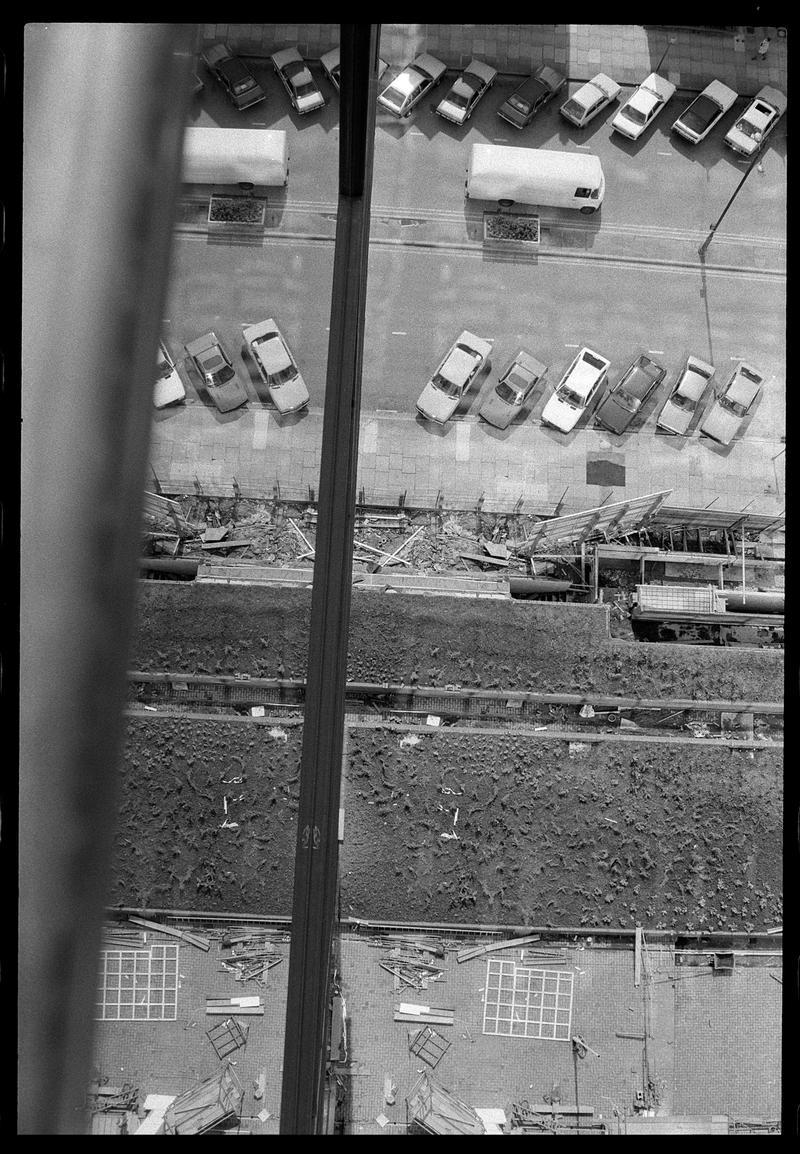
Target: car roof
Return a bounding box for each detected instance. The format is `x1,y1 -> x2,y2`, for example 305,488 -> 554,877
464,59 -> 496,82
640,72 -> 675,99
292,66 -> 314,86
508,350 -> 547,379
677,367 -> 712,400
753,84 -> 787,112
701,79 -> 738,103
726,364 -> 763,405
440,345 -> 477,385
566,350 -> 607,394
256,333 -> 292,373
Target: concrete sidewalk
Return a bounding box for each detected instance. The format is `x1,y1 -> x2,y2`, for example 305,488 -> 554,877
148,403 -> 784,518
200,23 -> 787,96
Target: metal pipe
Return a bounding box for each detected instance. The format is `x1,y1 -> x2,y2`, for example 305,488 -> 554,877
279,23 -> 379,1135
20,21 -> 195,1133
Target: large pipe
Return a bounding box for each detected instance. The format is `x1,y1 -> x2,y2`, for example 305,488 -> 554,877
20,22 -> 195,1133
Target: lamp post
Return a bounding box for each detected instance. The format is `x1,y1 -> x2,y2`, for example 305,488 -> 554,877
698,145 -> 764,255
655,35 -> 677,73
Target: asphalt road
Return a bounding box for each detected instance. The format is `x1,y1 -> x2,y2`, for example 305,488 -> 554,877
165,232 -> 785,441
191,62 -> 787,241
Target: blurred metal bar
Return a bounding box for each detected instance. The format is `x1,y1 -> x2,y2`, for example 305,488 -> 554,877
279,22 -> 380,1135
19,22 -> 195,1133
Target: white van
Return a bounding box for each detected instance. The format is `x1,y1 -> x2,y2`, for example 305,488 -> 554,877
182,126 -> 289,187
466,143 -> 604,213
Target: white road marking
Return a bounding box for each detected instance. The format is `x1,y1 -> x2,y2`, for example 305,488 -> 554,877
574,143 -> 591,149
494,137 -> 509,141
648,349 -> 665,355
252,410 -> 270,450
455,421 -> 470,461
657,151 -> 672,156
409,129 -> 425,136
361,418 -> 378,454
391,330 -> 408,335
564,343 -> 580,348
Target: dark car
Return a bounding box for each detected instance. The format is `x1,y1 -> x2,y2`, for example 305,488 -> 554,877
185,331 -> 248,413
594,353 -> 666,434
271,46 -> 326,114
479,349 -> 547,429
201,43 -> 265,111
497,64 -> 565,129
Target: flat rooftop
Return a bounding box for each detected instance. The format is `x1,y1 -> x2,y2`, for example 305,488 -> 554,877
89,923 -> 781,1134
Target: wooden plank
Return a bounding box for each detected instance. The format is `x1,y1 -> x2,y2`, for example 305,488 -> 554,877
457,934 -> 541,963
126,916 -> 210,950
205,1006 -> 264,1016
200,540 -> 255,550
459,552 -> 510,567
634,926 -> 642,988
616,1032 -> 646,1040
394,1014 -> 453,1025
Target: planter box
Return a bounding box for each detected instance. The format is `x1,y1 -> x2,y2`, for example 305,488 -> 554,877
208,195 -> 266,227
483,212 -> 540,245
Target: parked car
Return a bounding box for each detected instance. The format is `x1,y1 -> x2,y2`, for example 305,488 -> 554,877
201,43 -> 265,111
699,360 -> 764,445
671,80 -> 737,143
271,46 -> 325,114
435,59 -> 497,125
540,347 -> 610,433
241,318 -> 309,415
724,85 -> 787,156
479,350 -> 547,429
559,73 -> 621,128
593,353 -> 666,435
184,332 -> 248,413
497,65 -> 566,129
320,45 -> 388,91
153,340 -> 186,409
377,53 -> 447,117
416,331 -> 492,423
655,356 -> 715,435
610,72 -> 675,140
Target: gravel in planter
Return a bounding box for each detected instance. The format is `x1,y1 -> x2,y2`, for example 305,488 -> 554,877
208,196 -> 266,225
484,213 -> 540,243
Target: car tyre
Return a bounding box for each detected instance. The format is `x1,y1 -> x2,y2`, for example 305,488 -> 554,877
580,206 -> 598,214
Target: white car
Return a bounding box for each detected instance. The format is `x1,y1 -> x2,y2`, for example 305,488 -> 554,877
541,347 -> 610,433
656,355 -> 715,436
242,319 -> 310,415
416,331 -> 492,423
700,361 -> 764,446
671,80 -> 737,144
271,46 -> 325,114
724,85 -> 787,156
377,53 -> 446,118
185,331 -> 248,413
153,340 -> 186,409
611,72 -> 676,140
435,59 -> 497,125
320,46 -> 388,91
559,73 -> 621,128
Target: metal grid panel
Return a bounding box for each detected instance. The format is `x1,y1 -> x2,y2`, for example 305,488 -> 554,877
95,944 -> 178,1020
483,959 -> 573,1040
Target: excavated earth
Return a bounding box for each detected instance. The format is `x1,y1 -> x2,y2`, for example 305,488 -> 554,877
132,584 -> 783,700
113,716 -> 782,932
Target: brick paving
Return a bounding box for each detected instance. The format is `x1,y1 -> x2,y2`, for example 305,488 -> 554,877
199,23 -> 787,96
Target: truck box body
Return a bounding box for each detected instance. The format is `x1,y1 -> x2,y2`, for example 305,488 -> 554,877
182,127 -> 289,186
466,144 -> 604,211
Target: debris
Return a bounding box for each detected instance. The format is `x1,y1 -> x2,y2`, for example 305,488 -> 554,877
375,1113 -> 390,1128
426,715 -> 442,726
384,1075 -> 397,1105
457,934 -> 541,963
257,1109 -> 271,1123
126,916 -> 210,952
394,1003 -> 454,1025
253,1071 -> 267,1100
202,526 -> 230,543
459,552 -> 510,568
200,539 -> 255,551
369,525 -> 426,573
579,704 -> 595,719
480,538 -> 510,559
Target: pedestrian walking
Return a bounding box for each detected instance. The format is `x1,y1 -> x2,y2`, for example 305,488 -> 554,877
752,36 -> 771,61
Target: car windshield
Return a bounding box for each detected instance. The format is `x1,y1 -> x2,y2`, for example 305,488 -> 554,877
720,397 -> 748,418
221,60 -> 253,88
680,94 -> 718,131
495,381 -> 522,404
446,89 -> 470,109
432,374 -> 462,398
622,104 -> 647,125
295,79 -> 318,98
559,387 -> 585,407
734,117 -> 762,138
208,362 -> 235,386
562,98 -> 584,118
156,357 -> 173,380
270,365 -> 298,387
582,352 -> 607,371
381,86 -> 408,109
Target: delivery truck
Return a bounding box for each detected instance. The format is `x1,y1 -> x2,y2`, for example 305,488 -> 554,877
181,126 -> 289,187
466,143 -> 604,213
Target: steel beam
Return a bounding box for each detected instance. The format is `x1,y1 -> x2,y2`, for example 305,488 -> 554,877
19,22 -> 195,1133
279,23 -> 380,1135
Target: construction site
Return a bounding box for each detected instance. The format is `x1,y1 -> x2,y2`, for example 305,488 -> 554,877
21,20 -> 786,1139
